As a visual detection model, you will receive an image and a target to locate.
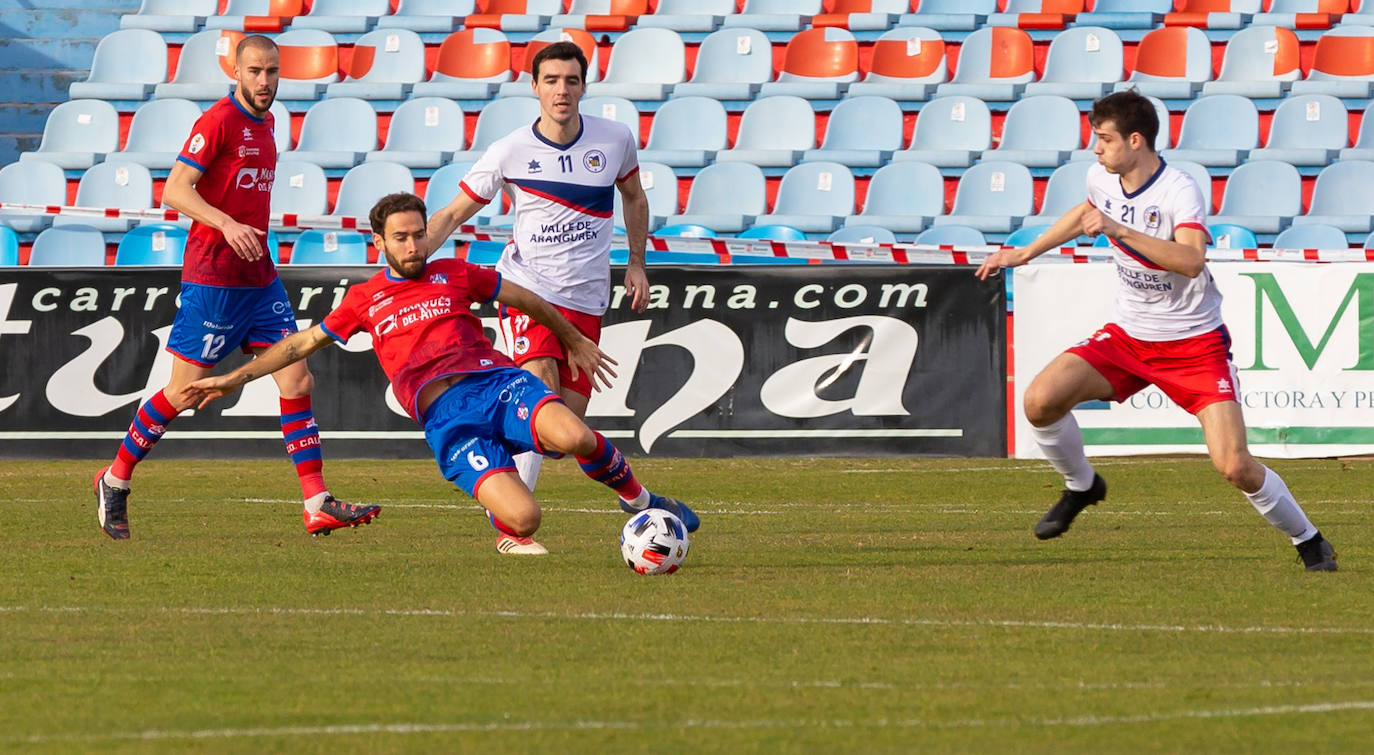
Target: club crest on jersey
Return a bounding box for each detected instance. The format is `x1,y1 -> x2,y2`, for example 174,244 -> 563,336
516,405 -> 529,421
583,149 -> 607,173
527,158 -> 542,174
188,133 -> 206,154
514,336 -> 530,355
1144,205 -> 1161,230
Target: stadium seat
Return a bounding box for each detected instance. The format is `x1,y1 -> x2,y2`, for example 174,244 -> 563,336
916,225 -> 987,246
845,26 -> 946,101
271,159 -> 330,216
1023,26 -> 1124,101
1071,94 -> 1170,161
639,96 -> 727,168
283,97 -> 378,169
365,97 -> 466,168
550,0 -> 650,31
115,223 -> 187,266
333,162 -> 416,219
891,95 -> 992,168
273,30 -> 341,101
636,0 -> 736,32
289,229 -> 371,264
116,99 -> 204,170
1290,25 -> 1374,98
1207,223 -> 1258,250
1290,160 -> 1374,233
19,99 -> 119,170
755,162 -> 855,233
846,161 -> 945,235
449,96 -> 541,163
29,225 -> 107,266
464,0 -> 562,33
1208,160 -> 1301,234
0,226 -> 17,266
1162,0 -> 1260,30
0,160 -> 66,233
720,0 -> 823,33
668,162 -> 767,233
1338,101 -> 1374,160
1199,26 -> 1302,99
801,95 -> 903,168
983,95 -> 1081,168
1162,95 -> 1258,168
1024,160 -> 1094,226
934,27 -> 1035,102
897,0 -> 998,32
413,28 -> 513,100
715,96 -> 816,168
68,29 -> 167,101
154,29 -> 242,101
424,162 -> 503,224
1073,0 -> 1171,31
121,0 -> 219,32
265,229 -> 282,263
671,28 -> 774,101
289,0 -> 392,33
1364,229 -> 1374,249
1273,222 -> 1351,248
987,0 -> 1088,30
1170,159 -> 1215,214
759,27 -> 860,100
933,161 -> 1035,233
204,0 -> 306,32
582,96 -> 640,138
54,162 -> 153,233
1113,26 -> 1212,100
1348,0 -> 1374,21
827,224 -> 897,244
325,28 -> 427,100
1249,94 -> 1348,166
270,100 -> 292,151
812,0 -> 911,31
654,223 -> 717,238
586,28 -> 686,100
739,224 -> 807,241
614,161 -> 677,230
376,0 -> 475,33
1003,224 -> 1052,247
497,27 -> 601,96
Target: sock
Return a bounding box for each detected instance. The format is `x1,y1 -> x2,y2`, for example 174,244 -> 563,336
1245,465 -> 1319,545
109,391 -> 180,483
488,511 -> 519,537
576,431 -> 646,504
515,451 -> 543,492
280,396 -> 328,505
1030,413 -> 1097,492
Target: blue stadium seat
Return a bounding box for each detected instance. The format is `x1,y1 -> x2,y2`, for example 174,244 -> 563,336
933,161 -> 1035,234
1291,160 -> 1374,233
290,229 -> 372,264
756,162 -> 855,233
1199,26 -> 1302,99
828,225 -> 897,244
1073,0 -> 1170,30
671,28 -> 773,101
636,0 -> 736,32
266,229 -> 282,264
847,160 -> 945,235
0,226 -> 18,266
332,162 -> 416,219
586,28 -> 686,101
935,27 -> 1036,102
290,0 -> 392,33
68,29 -> 167,101
450,97 -> 541,163
801,96 -> 903,168
613,161 -> 677,231
0,160 -> 66,233
1023,26 -> 1124,101
20,100 -> 120,170
325,28 -> 427,100
715,96 -> 816,168
271,160 -> 329,216
891,96 -> 991,169
115,224 -> 187,266
1025,160 -> 1094,226
1003,224 -> 1051,247
654,223 -> 717,238
739,224 -> 807,241
1248,94 -> 1348,167
29,225 -> 107,266
1113,26 -> 1212,100
916,225 -> 987,246
154,29 -> 237,101
376,0 -> 474,32
581,96 -> 640,138
897,0 -> 997,31
116,99 -> 204,170
122,0 -> 219,32
424,162 -> 503,224
1207,223 -> 1258,250
364,97 -> 465,168
463,240 -> 506,264
55,162 -> 153,233
720,0 -> 822,32
845,26 -> 946,101
1162,95 -> 1258,168
1273,223 -> 1350,249
983,95 -> 1081,168
639,96 -> 727,168
284,97 -> 378,169
1339,101 -> 1374,160
1072,94 -> 1169,160
668,162 -> 767,233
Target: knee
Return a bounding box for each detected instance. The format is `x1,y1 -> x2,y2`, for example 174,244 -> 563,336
1213,453 -> 1261,491
506,506 -> 541,536
1023,384 -> 1064,428
279,369 -> 315,399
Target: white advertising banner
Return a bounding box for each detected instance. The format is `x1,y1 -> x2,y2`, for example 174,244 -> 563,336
1014,262 -> 1374,459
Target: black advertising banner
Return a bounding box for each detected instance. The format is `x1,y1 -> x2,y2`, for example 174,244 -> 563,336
0,265 -> 1005,458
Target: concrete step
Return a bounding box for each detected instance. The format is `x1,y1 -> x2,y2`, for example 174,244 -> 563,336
0,9 -> 127,38
0,104 -> 58,134
0,70 -> 87,103
0,37 -> 99,71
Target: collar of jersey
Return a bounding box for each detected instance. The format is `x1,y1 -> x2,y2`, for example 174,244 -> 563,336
384,265 -> 420,282
228,94 -> 267,124
530,115 -> 584,151
1119,156 -> 1167,200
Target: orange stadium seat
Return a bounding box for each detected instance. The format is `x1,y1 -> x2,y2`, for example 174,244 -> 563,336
1200,26 -> 1301,98
1163,0 -> 1257,30
412,28 -> 513,99
759,27 -> 860,99
935,26 -> 1035,101
549,0 -> 650,32
204,0 -> 306,33
1253,0 -> 1349,30
1114,25 -> 1212,99
987,0 -> 1086,30
812,0 -> 909,31
1291,24 -> 1374,97
274,29 -> 341,100
848,26 -> 947,100
465,0 -> 563,33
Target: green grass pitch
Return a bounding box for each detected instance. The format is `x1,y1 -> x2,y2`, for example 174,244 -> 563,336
3,456 -> 1372,753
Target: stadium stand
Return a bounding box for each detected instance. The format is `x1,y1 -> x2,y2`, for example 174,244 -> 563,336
289,229 -> 371,264
0,160 -> 66,233
1273,222 -> 1352,248
375,0 -> 475,33
1291,160 -> 1374,233
116,98 -> 204,170
282,97 -> 378,168
847,160 -> 945,235
1249,94 -> 1348,167
425,162 -> 503,224
114,223 -> 187,266
827,224 -> 897,244
365,96 -> 466,168
755,161 -> 856,232
153,29 -> 241,101
324,28 -> 428,100
29,225 -> 108,266
1022,26 -> 1124,100
1199,25 -> 1302,99
891,95 -> 992,168
413,28 -> 513,100
935,26 -> 1036,101
332,161 -> 416,219
67,28 -> 168,101
982,95 -> 1082,168
671,27 -> 774,100
585,27 -> 686,100
639,96 -> 728,168
1114,26 -> 1213,100
1162,94 -> 1259,168
800,95 -> 903,168
758,26 -> 860,99
270,159 -> 330,216
288,0 -> 392,34
54,161 -> 153,233
1209,160 -> 1303,235
715,95 -> 816,167
844,26 -> 946,101
20,99 -> 119,170
668,161 -> 768,234
934,161 -> 1036,234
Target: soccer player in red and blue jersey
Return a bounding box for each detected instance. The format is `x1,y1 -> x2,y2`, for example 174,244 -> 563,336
180,192 -> 697,555
93,36 -> 378,539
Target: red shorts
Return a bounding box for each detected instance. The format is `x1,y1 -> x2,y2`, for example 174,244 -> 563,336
497,303 -> 603,398
1066,322 -> 1239,415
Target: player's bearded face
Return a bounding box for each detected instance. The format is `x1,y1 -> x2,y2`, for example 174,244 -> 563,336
378,211 -> 428,280
235,47 -> 280,115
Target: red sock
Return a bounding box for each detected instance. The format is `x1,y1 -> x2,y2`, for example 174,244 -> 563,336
281,396 -> 327,500
111,391 -> 180,480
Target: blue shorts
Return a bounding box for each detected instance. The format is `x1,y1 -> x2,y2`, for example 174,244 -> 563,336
423,368 -> 563,498
167,280 -> 298,367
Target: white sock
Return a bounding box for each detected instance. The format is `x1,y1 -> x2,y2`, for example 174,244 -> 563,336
1244,466 -> 1318,545
1029,413 -> 1096,492
103,470 -> 131,490
621,488 -> 651,511
515,452 -> 543,493
304,492 -> 329,514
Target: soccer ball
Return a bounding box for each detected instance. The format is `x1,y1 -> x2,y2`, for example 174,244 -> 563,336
620,508 -> 689,575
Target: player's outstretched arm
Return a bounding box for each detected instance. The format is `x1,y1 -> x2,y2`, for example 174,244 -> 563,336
163,161 -> 267,262
615,172 -> 651,313
975,201 -> 1094,280
179,325 -> 334,409
1084,212 -> 1207,277
496,280 -> 619,391
425,191 -> 487,256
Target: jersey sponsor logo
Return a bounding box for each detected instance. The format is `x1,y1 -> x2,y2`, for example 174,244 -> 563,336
233,167 -> 274,192
583,149 -> 607,173
1144,205 -> 1161,230
527,158 -> 542,174
238,145 -> 261,157
188,133 -> 206,155
271,301 -> 289,315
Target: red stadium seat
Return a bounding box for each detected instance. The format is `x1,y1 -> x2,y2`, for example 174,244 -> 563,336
432,28 -> 512,81
867,28 -> 946,81
1309,25 -> 1374,78
1132,26 -> 1199,78
777,27 -> 860,80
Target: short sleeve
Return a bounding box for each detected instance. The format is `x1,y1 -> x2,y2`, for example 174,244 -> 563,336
320,287 -> 366,344
616,122 -> 639,182
1170,175 -> 1209,233
1083,163 -> 1104,210
459,146 -> 505,205
464,261 -> 501,304
176,111 -> 222,173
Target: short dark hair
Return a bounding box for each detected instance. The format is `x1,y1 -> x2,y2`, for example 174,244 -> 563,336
369,192 -> 427,236
1089,89 -> 1159,151
530,40 -> 588,82
236,34 -> 277,60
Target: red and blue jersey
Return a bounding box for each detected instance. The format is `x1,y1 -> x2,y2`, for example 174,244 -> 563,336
176,96 -> 277,288
320,258 -> 516,421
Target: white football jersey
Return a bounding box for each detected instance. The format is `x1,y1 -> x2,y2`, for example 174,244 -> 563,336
1085,160 -> 1223,341
459,114 -> 639,316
